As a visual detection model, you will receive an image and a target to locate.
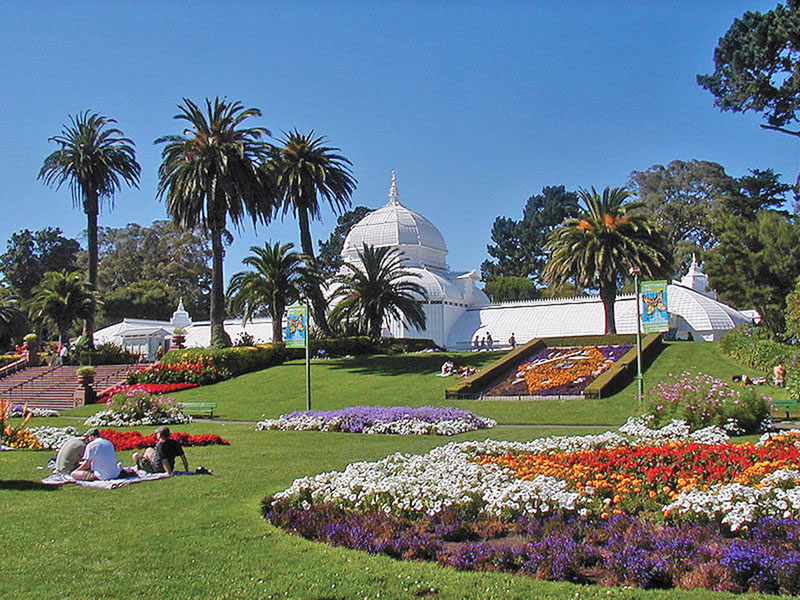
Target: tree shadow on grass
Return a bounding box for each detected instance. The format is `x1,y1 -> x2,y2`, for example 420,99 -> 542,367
0,480 -> 59,492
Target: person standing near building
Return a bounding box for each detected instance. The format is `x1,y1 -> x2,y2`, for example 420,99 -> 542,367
508,333 -> 516,350
486,332 -> 494,350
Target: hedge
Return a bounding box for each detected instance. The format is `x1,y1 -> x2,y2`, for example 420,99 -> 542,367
284,337 -> 443,360
718,324 -> 796,371
159,344 -> 288,377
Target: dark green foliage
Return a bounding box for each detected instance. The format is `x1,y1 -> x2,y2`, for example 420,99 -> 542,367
544,187 -> 671,334
705,210 -> 800,333
284,336 -> 443,360
628,160 -> 738,274
481,185 -> 579,285
727,169 -> 793,216
26,270 -> 96,343
330,244 -> 427,340
77,343 -> 139,366
96,220 -> 212,321
316,206 -> 373,278
483,276 -> 540,302
39,111 -> 141,348
156,97 -> 275,348
719,325 -> 793,371
0,228 -> 80,300
698,3 -> 800,138
159,345 -> 288,377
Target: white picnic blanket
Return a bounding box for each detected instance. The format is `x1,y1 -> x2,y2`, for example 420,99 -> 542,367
41,470 -> 175,489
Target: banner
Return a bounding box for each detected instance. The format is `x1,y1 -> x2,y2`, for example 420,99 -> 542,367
640,280 -> 669,333
285,304 -> 308,348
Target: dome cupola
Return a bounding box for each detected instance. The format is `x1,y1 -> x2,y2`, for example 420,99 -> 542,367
341,171 -> 448,270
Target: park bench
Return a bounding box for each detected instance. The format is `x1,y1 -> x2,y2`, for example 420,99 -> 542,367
773,398 -> 798,420
180,402 -> 217,418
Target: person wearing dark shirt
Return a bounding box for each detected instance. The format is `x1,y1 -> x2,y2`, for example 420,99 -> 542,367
132,426 -> 188,476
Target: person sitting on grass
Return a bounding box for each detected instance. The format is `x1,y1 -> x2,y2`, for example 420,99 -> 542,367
132,426 -> 188,477
71,428 -> 121,481
54,433 -> 85,475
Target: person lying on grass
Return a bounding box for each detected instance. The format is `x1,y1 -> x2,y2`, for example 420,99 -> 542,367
132,426 -> 188,476
71,428 -> 121,481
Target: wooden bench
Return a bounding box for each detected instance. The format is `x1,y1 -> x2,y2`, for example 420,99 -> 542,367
180,402 -> 217,418
773,398 -> 798,419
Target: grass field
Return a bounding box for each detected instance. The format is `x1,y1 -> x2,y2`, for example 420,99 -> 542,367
1,341 -> 791,599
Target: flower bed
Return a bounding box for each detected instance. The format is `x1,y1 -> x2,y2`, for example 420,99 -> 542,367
264,422 -> 800,593
29,426 -> 80,450
126,358 -> 231,386
486,345 -> 632,396
98,382 -> 199,403
256,406 -> 496,436
11,405 -> 59,418
85,391 -> 191,427
98,429 -> 229,451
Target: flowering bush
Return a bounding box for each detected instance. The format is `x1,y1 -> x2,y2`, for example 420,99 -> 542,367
85,391 -> 191,427
486,345 -> 632,396
1,398 -> 43,449
256,406 -> 496,436
645,372 -> 772,434
719,324 -> 794,371
126,357 -> 230,386
98,429 -> 229,451
11,405 -> 59,418
98,382 -> 199,403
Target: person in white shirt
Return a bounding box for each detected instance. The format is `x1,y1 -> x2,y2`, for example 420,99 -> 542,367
71,428 -> 121,481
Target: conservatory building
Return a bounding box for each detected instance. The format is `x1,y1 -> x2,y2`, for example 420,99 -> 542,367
94,173 -> 754,354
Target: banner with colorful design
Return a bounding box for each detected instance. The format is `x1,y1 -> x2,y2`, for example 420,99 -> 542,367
285,304 -> 308,348
640,280 -> 669,332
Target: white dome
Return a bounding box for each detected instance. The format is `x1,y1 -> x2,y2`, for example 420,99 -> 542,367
342,172 -> 448,270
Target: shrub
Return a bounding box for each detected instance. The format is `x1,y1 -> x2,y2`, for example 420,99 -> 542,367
75,365 -> 95,378
22,333 -> 37,344
78,343 -> 139,365
719,325 -> 795,371
159,345 -> 287,377
645,371 -> 772,434
0,354 -> 22,368
86,391 -> 191,426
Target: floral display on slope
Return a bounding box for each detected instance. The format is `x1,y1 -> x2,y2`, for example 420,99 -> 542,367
98,429 -> 229,451
486,344 -> 632,396
265,421 -> 800,593
85,390 -> 191,427
98,382 -> 199,403
256,405 -> 496,436
126,359 -> 230,386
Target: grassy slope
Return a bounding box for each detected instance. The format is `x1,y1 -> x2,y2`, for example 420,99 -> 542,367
65,341 -> 788,425
3,341 -> 791,599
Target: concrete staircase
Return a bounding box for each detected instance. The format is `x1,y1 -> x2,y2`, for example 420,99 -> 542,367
0,364 -> 147,410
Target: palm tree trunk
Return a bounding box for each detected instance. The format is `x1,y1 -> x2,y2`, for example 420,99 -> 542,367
83,205 -> 98,349
298,206 -> 332,337
599,279 -> 617,334
209,225 -> 231,347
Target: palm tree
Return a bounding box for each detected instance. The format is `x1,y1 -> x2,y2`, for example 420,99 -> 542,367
39,112 -> 140,347
0,291 -> 28,346
26,271 -> 96,344
543,187 -> 671,334
330,244 -> 427,341
227,242 -> 304,343
270,130 -> 357,336
156,97 -> 274,347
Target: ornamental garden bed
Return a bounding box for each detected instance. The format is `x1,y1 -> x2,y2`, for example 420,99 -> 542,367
264,423 -> 800,594
446,333 -> 664,400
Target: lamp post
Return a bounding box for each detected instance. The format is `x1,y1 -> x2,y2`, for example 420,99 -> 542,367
630,266 -> 644,402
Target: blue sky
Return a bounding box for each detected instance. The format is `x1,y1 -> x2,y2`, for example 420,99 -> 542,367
1,1 -> 795,287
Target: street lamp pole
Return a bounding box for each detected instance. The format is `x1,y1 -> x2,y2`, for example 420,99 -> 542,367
630,266 -> 644,402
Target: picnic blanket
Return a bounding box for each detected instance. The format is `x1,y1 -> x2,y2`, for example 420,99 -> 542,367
41,470 -> 180,489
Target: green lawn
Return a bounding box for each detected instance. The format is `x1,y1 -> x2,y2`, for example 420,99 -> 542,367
2,341 -> 792,599
65,341 -> 789,425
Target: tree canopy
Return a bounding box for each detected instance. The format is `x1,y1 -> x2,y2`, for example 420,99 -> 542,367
481,185 -> 580,285
698,2 -> 800,139
317,206 -> 373,278
0,228 -> 80,300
